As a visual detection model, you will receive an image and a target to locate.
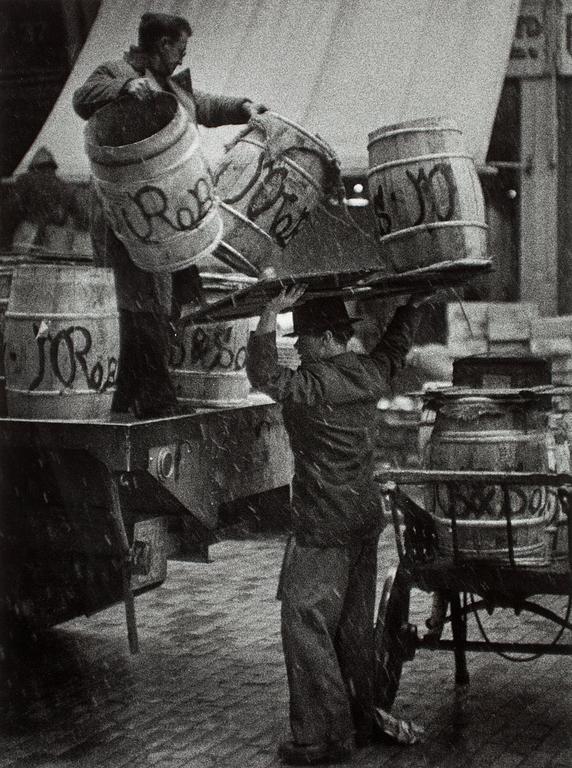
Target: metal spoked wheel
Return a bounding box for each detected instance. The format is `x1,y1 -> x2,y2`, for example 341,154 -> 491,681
374,564 -> 413,710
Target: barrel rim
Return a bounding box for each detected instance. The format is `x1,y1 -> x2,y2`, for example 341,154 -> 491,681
376,220 -> 488,246
5,311 -> 119,320
176,396 -> 251,408
433,515 -> 552,530
261,111 -> 335,157
85,93 -> 189,166
367,117 -> 461,145
367,152 -> 474,174
430,433 -> 553,442
90,123 -> 199,176
6,387 -> 116,397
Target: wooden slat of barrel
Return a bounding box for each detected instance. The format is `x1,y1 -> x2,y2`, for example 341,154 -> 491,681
85,93 -> 222,273
367,118 -> 488,273
4,264 -> 119,420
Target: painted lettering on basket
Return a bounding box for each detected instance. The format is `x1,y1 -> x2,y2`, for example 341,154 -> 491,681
110,179 -> 214,243
372,162 -> 459,237
29,324 -> 118,393
372,184 -> 393,236
172,326 -> 246,372
214,157 -> 310,247
248,164 -> 311,247
435,482 -> 556,520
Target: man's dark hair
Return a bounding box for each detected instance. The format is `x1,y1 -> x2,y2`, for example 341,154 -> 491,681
138,13 -> 192,53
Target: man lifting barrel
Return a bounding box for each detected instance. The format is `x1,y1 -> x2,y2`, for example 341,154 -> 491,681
246,287 -> 431,765
73,12 -> 266,417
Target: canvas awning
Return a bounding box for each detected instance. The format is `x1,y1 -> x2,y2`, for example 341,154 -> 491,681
15,0 -> 519,178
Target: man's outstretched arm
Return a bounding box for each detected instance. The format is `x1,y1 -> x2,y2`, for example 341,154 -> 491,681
246,286 -> 305,400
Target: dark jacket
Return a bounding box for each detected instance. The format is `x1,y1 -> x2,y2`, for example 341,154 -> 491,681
247,305 -> 419,546
72,51 -> 250,125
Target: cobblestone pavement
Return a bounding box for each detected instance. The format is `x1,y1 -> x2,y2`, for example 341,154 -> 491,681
1,530 -> 571,768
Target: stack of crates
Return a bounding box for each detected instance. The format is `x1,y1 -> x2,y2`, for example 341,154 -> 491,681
446,302 -> 540,358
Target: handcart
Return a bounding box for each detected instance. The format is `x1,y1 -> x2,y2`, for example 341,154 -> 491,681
374,469 -> 572,713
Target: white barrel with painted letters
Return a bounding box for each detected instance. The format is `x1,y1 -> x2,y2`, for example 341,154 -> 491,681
85,92 -> 222,273
367,117 -> 488,272
170,272 -> 254,407
213,111 -> 341,276
4,264 -> 120,419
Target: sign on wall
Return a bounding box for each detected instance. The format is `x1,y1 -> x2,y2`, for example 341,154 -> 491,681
507,0 -> 547,77
507,0 -> 572,77
560,0 -> 572,74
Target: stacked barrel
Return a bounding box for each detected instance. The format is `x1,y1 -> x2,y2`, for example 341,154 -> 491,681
3,264 -> 119,419
366,118 -> 488,272
422,356 -> 570,565
212,112 -> 342,276
85,93 -> 223,273
170,272 -> 255,408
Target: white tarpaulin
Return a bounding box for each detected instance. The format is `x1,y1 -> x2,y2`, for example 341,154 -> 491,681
16,0 -> 519,177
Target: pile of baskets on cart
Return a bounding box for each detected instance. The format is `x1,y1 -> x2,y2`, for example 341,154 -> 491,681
373,355 -> 572,714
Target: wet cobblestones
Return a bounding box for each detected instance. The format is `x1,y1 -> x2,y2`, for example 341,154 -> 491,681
1,530 -> 571,767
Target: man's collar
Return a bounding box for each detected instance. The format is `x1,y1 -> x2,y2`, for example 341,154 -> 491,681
172,68 -> 192,90
122,48 -> 193,92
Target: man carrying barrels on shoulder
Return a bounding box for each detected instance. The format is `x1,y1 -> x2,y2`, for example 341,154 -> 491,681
246,286 -> 431,765
73,12 -> 267,418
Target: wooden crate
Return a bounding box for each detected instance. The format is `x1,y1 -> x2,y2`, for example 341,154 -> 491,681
447,301 -> 539,353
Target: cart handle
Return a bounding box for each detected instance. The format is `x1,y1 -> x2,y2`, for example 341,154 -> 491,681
380,481 -> 437,564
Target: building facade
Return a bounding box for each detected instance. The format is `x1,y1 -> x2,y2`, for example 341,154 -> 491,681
488,0 -> 572,315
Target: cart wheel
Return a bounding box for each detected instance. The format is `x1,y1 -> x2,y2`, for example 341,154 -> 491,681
374,564 -> 412,710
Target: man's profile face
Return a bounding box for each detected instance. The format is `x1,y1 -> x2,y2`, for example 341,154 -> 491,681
156,32 -> 189,76
295,333 -> 324,364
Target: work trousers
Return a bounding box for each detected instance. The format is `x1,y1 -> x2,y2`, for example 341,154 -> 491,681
280,536 -> 378,746
90,189 -> 199,416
